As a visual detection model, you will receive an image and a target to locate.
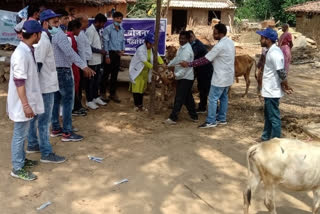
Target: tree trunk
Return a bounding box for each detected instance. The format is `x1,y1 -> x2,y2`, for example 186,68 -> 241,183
149,0 -> 162,115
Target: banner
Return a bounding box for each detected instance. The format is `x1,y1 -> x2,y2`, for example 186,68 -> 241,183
95,18 -> 167,56
0,9 -> 19,46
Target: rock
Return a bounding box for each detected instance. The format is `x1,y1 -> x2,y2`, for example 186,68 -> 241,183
293,36 -> 307,49
307,38 -> 316,45
313,61 -> 320,68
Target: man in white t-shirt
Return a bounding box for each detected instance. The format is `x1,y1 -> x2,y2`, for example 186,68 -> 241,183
181,23 -> 235,128
7,20 -> 43,181
256,28 -> 293,141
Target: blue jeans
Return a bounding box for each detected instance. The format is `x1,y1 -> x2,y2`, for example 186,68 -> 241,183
11,121 -> 30,170
52,68 -> 74,133
28,93 -> 54,157
206,85 -> 229,124
261,98 -> 281,141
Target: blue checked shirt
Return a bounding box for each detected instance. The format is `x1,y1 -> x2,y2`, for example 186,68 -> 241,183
103,24 -> 125,52
52,28 -> 86,69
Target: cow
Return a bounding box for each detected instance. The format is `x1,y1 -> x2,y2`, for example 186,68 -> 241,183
243,138 -> 320,214
165,46 -> 178,64
229,55 -> 257,98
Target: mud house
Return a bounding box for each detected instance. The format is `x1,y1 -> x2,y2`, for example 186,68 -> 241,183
286,0 -> 320,47
162,0 -> 236,34
0,0 -> 136,18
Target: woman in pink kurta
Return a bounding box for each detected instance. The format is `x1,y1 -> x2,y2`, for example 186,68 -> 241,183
279,24 -> 293,74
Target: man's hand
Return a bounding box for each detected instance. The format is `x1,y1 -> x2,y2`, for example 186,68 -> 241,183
83,67 -> 96,78
23,104 -> 34,118
100,50 -> 107,55
281,80 -> 293,95
105,57 -> 111,64
180,61 -> 189,68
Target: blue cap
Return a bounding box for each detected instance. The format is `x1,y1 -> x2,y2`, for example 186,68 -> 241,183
145,33 -> 155,44
40,9 -> 61,22
22,20 -> 43,34
256,28 -> 278,42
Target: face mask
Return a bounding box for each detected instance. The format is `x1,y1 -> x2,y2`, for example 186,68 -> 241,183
114,21 -> 120,27
48,26 -> 59,35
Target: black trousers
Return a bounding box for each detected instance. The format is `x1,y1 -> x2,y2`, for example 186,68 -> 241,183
85,64 -> 101,102
196,69 -> 213,111
133,93 -> 144,107
169,79 -> 198,121
101,51 -> 121,97
73,70 -> 84,111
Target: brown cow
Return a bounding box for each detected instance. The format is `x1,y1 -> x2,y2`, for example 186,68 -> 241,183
165,46 -> 177,64
230,55 -> 257,97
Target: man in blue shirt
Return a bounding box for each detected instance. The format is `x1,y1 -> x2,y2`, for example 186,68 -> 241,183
102,12 -> 125,103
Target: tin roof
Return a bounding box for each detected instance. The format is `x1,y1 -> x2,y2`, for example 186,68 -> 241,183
286,0 -> 320,14
163,0 -> 236,9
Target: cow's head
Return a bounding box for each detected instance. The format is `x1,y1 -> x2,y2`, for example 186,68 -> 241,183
165,46 -> 178,62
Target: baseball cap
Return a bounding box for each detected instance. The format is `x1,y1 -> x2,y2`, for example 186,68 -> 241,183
145,32 -> 155,44
256,28 -> 278,42
22,20 -> 43,34
40,9 -> 61,22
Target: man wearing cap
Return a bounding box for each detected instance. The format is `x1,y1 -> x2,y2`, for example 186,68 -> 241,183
129,33 -> 164,111
7,20 -> 43,181
256,27 -> 293,142
50,11 -> 95,142
26,10 -> 66,164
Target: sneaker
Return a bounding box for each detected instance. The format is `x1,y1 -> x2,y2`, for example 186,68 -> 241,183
40,153 -> 66,164
94,97 -> 107,106
10,168 -> 37,181
79,107 -> 88,113
217,120 -> 227,125
109,95 -> 121,103
163,118 -> 177,125
198,122 -> 217,129
62,132 -> 83,142
72,110 -> 87,116
86,101 -> 99,110
196,109 -> 207,114
26,145 -> 40,154
100,97 -> 110,103
51,129 -> 63,137
24,159 -> 39,168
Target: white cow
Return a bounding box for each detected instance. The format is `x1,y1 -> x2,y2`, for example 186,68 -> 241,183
243,138 -> 320,214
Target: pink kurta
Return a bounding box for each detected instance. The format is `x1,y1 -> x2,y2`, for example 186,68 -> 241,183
279,32 -> 292,73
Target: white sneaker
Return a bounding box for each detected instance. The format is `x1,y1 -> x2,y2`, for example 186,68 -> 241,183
163,118 -> 177,125
94,97 -> 107,106
86,101 -> 99,110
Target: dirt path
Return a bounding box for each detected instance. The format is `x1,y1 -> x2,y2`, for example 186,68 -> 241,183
0,55 -> 319,214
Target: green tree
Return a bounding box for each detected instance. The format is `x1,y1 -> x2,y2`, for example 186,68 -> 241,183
127,0 -> 157,18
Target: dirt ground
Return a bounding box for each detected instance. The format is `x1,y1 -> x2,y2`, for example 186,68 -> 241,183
1,42 -> 320,214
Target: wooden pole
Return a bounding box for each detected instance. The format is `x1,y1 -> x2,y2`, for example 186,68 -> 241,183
149,0 -> 162,115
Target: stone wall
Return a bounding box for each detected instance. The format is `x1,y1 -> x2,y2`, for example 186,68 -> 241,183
296,13 -> 320,47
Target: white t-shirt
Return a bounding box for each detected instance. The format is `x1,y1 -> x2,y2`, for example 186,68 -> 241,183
205,36 -> 235,87
86,24 -> 102,66
7,42 -> 44,122
261,44 -> 285,98
34,31 -> 59,94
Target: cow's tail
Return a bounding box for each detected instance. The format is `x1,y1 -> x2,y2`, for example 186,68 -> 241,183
253,58 -> 258,81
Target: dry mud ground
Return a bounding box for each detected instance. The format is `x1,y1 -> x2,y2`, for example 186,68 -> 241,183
0,46 -> 320,214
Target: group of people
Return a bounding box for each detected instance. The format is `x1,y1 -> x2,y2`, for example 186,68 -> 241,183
7,3 -> 294,181
7,4 -> 126,181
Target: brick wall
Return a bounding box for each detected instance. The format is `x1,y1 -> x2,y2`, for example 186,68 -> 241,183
296,13 -> 320,47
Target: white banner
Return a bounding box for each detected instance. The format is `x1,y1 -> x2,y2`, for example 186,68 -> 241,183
0,9 -> 19,46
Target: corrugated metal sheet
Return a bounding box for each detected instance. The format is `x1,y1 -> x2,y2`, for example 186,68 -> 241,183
163,0 -> 236,9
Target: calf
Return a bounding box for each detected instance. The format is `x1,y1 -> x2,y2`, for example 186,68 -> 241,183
231,55 -> 257,97
244,138 -> 320,214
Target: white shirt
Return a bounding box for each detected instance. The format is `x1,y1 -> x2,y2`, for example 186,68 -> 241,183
85,24 -> 102,66
205,36 -> 235,87
262,44 -> 285,98
77,30 -> 92,65
34,31 -> 59,94
7,42 -> 44,122
168,43 -> 194,80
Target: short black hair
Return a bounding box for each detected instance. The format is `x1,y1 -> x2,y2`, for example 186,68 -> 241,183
94,13 -> 107,23
68,19 -> 82,31
27,4 -> 40,19
22,32 -> 35,40
180,31 -> 190,40
55,9 -> 69,17
214,23 -> 227,35
187,30 -> 195,36
113,12 -> 123,18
